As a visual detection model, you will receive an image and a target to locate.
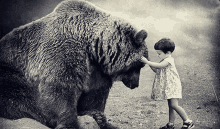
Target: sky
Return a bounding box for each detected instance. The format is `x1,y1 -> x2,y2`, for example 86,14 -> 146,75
88,0 -> 220,49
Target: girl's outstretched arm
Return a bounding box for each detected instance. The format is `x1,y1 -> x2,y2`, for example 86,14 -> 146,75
141,56 -> 169,69
149,66 -> 158,73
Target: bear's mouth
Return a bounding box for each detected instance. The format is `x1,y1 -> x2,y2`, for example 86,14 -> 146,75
122,79 -> 138,89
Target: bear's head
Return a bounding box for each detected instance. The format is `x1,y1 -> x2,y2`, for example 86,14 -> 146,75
87,25 -> 148,90
111,30 -> 148,89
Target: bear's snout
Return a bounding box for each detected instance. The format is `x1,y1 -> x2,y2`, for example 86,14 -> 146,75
122,77 -> 139,89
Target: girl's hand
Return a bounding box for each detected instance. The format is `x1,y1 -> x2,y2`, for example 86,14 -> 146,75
141,56 -> 149,64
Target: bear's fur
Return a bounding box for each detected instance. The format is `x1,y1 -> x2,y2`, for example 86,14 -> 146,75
0,0 -> 148,129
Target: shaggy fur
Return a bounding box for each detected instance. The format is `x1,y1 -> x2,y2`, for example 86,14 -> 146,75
0,0 -> 148,129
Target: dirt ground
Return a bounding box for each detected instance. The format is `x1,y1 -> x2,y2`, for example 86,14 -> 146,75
105,66 -> 220,129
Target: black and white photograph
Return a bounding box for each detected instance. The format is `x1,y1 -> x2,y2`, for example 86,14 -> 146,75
0,0 -> 220,129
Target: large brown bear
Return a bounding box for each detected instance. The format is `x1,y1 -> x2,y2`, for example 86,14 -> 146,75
0,0 -> 148,129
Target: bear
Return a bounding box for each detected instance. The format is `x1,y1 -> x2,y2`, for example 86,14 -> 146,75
0,0 -> 148,129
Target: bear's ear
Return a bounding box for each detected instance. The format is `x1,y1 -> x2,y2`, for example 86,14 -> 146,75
134,30 -> 148,48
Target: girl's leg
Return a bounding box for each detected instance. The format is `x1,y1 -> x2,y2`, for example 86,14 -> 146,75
167,99 -> 175,124
159,100 -> 175,129
168,98 -> 189,121
168,99 -> 194,129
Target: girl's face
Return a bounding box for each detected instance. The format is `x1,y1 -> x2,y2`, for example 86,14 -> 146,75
156,50 -> 171,59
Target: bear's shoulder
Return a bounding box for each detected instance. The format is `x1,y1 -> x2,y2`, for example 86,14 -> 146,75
53,0 -> 106,15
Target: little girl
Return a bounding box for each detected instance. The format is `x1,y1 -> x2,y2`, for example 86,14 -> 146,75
141,38 -> 194,129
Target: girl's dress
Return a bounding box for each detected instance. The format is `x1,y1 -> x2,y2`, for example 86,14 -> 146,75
151,57 -> 182,100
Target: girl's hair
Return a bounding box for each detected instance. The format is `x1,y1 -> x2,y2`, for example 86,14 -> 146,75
154,38 -> 175,53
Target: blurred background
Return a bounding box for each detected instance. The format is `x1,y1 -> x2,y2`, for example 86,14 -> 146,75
0,0 -> 220,128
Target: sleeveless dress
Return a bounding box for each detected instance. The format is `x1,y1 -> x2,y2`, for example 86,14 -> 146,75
151,57 -> 182,100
